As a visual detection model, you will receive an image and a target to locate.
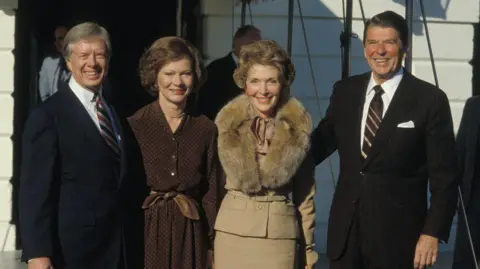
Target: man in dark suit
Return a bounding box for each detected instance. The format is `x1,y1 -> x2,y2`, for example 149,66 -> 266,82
452,96 -> 480,268
311,11 -> 458,269
19,22 -> 146,269
196,25 -> 261,120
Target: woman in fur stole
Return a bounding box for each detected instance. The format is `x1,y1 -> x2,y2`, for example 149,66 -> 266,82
213,40 -> 318,269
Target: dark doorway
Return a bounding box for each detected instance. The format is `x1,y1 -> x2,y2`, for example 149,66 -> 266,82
32,0 -> 178,116
12,0 -> 200,249
26,0 -> 201,116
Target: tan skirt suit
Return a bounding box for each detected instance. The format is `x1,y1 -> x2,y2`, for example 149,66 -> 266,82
213,95 -> 318,269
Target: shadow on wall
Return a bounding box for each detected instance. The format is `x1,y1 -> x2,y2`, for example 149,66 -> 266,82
393,0 -> 477,97
393,0 -> 451,35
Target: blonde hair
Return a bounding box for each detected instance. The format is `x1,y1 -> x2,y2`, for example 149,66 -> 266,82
233,40 -> 295,89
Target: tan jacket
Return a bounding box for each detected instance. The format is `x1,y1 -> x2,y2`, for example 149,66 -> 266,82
214,95 -> 318,265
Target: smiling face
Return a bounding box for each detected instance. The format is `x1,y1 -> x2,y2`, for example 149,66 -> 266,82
156,58 -> 194,105
66,37 -> 108,91
364,26 -> 405,84
245,64 -> 282,118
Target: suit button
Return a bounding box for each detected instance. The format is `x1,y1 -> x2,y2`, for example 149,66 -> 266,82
257,205 -> 263,210
171,172 -> 175,176
360,172 -> 364,176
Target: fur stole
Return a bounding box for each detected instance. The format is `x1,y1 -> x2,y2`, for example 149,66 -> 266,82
215,95 -> 313,194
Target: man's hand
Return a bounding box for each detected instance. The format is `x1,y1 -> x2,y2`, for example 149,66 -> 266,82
414,234 -> 438,269
28,257 -> 53,269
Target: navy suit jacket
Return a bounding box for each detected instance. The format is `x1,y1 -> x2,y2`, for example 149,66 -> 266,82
19,82 -> 147,269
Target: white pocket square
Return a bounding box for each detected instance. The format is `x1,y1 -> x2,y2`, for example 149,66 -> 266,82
397,121 -> 415,128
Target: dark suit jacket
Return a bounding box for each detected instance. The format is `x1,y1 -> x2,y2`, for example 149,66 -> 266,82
455,96 -> 480,207
311,71 -> 459,268
197,52 -> 242,120
19,83 -> 147,269
452,96 -> 480,268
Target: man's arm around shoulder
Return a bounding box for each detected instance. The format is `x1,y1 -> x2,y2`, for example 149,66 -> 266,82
311,82 -> 341,165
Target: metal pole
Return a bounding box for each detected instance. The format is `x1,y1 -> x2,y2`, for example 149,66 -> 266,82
241,1 -> 247,27
418,0 -> 439,87
458,187 -> 480,269
404,0 -> 413,72
287,0 -> 294,56
342,0 -> 353,79
248,3 -> 254,25
176,0 -> 183,36
358,0 -> 366,26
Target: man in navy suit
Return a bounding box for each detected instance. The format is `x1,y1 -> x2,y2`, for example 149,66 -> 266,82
19,22 -> 146,269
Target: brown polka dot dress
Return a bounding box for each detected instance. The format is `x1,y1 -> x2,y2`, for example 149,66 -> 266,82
128,101 -> 223,269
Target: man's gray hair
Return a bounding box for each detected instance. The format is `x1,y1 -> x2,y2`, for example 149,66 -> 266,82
63,22 -> 112,59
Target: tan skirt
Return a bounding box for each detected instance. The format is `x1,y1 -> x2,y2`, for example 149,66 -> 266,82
214,231 -> 297,269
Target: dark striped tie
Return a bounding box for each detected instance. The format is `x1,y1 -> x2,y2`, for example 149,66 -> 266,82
361,85 -> 384,160
95,95 -> 120,159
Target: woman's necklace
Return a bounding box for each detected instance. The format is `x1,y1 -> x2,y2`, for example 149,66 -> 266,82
164,112 -> 185,119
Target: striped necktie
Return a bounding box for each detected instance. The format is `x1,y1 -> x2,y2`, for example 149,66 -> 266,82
361,85 -> 384,160
95,95 -> 120,159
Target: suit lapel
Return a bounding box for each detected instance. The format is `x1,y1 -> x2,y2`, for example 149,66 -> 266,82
363,72 -> 417,167
61,84 -> 106,146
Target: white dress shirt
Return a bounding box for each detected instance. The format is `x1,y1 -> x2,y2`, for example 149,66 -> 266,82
360,68 -> 404,146
69,77 -> 121,144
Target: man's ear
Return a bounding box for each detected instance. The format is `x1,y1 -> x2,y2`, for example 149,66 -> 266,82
65,57 -> 72,72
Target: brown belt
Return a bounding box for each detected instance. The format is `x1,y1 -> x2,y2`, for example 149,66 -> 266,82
142,190 -> 200,220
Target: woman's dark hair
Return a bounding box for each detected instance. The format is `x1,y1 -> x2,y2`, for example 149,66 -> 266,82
138,36 -> 205,95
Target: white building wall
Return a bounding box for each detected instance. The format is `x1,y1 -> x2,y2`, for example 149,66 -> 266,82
0,0 -> 17,252
202,0 -> 479,254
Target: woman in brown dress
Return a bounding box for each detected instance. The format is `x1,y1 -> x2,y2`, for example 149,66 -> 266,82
128,37 -> 222,269
213,40 -> 318,269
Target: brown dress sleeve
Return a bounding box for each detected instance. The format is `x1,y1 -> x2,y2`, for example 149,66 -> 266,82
201,127 -> 224,249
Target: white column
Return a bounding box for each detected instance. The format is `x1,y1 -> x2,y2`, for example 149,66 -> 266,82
0,2 -> 17,252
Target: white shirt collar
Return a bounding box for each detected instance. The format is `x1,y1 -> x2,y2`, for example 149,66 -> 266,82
366,68 -> 404,98
231,52 -> 239,66
68,76 -> 102,105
